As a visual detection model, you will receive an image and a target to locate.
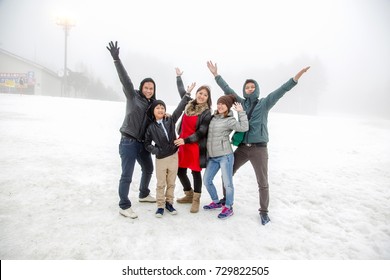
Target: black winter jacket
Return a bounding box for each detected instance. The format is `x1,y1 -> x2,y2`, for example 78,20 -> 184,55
114,60 -> 155,141
144,95 -> 191,159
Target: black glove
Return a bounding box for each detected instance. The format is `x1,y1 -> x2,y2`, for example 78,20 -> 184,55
106,41 -> 120,60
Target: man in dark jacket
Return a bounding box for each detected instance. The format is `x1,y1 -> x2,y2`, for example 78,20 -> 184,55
107,41 -> 157,219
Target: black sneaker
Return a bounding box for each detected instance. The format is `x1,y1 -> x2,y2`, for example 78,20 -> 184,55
155,208 -> 164,218
218,197 -> 226,206
260,213 -> 270,225
165,202 -> 177,215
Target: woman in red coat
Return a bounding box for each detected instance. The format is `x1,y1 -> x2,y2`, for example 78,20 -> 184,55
174,68 -> 212,213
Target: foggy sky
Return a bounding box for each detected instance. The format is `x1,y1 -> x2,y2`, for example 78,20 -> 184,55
1,0 -> 389,118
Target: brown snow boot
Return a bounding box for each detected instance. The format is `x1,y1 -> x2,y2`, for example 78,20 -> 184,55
176,190 -> 194,204
190,192 -> 201,213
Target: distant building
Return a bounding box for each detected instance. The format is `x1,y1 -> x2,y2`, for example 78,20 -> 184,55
0,48 -> 61,96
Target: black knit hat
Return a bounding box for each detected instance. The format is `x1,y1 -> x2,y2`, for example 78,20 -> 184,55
149,99 -> 166,119
217,94 -> 236,110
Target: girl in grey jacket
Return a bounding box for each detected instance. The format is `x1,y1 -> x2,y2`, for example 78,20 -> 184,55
203,95 -> 248,219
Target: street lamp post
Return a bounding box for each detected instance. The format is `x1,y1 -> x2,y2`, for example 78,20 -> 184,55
56,17 -> 74,97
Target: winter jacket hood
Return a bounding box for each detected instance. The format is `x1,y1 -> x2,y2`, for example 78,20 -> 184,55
242,79 -> 260,100
139,77 -> 156,100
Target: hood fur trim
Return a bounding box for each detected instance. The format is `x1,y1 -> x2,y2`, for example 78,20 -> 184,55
184,100 -> 209,116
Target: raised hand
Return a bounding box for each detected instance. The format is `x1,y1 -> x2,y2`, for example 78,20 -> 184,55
186,82 -> 196,94
207,61 -> 218,77
175,67 -> 183,76
294,66 -> 310,82
232,102 -> 243,112
106,41 -> 120,60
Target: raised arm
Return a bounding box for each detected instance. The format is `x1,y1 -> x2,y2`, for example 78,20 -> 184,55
229,102 -> 249,132
207,61 -> 242,102
175,67 -> 183,77
175,67 -> 187,98
176,67 -> 196,98
106,41 -> 136,98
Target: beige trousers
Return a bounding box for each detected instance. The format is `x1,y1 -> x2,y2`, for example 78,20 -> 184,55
155,152 -> 178,208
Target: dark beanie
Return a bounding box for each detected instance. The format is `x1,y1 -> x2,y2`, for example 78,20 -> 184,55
217,95 -> 236,110
149,99 -> 166,119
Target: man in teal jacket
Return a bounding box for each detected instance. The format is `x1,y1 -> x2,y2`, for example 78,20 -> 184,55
207,61 -> 310,225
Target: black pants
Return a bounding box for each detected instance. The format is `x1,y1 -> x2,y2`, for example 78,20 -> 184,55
177,167 -> 202,193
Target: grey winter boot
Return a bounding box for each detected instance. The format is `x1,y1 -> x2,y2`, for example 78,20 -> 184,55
176,190 -> 194,204
190,192 -> 201,213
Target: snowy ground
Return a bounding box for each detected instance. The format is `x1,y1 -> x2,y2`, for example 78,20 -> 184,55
0,93 -> 389,260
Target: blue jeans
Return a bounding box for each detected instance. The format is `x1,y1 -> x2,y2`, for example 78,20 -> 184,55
118,138 -> 153,209
203,153 -> 234,208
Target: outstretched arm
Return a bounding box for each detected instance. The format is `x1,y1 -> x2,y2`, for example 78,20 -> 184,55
106,41 -> 135,99
293,66 -> 310,82
263,66 -> 311,110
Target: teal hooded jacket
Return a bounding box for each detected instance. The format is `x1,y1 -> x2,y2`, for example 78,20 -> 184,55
214,75 -> 297,144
